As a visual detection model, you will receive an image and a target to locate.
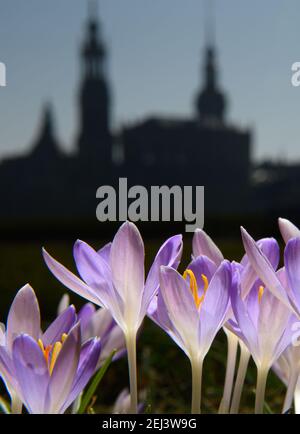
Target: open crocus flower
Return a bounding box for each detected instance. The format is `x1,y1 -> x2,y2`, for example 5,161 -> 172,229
0,284 -> 77,413
149,256 -> 232,413
43,221 -> 183,413
272,335 -> 300,413
192,228 -> 280,413
12,323 -> 101,414
229,271 -> 294,413
58,294 -> 125,367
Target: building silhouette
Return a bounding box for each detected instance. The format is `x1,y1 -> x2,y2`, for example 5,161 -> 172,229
0,3 -> 255,223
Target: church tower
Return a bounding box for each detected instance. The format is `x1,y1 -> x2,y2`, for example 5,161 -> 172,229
195,0 -> 227,125
77,0 -> 111,165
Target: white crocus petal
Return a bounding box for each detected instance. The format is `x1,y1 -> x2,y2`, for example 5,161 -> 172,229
160,267 -> 200,359
57,294 -> 70,315
279,218 -> 300,244
6,285 -> 41,353
192,229 -> 224,265
110,221 -> 145,332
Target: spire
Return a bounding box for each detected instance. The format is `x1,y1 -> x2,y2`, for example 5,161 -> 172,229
88,0 -> 98,20
204,0 -> 215,49
195,0 -> 227,125
31,103 -> 61,159
40,103 -> 54,140
77,1 -> 111,164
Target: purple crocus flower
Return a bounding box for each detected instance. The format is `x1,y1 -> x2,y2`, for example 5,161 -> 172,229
192,228 -> 280,413
229,269 -> 294,413
43,221 -> 183,413
0,284 -> 104,414
148,256 -> 232,413
12,323 -> 101,414
272,336 -> 300,413
193,228 -> 280,299
0,284 -> 78,413
58,293 -> 125,366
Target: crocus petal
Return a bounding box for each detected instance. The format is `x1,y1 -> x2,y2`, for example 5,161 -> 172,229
141,234 -> 183,319
77,303 -> 96,332
97,242 -> 112,263
241,227 -> 292,310
42,305 -> 76,347
198,260 -> 231,356
187,255 -> 217,292
192,229 -> 224,265
7,285 -> 41,353
47,323 -> 81,414
149,290 -> 192,357
99,324 -> 125,364
0,323 -> 5,346
284,238 -> 300,311
279,218 -> 300,244
72,240 -> 125,326
82,307 -> 114,343
0,346 -> 18,397
73,240 -> 112,288
43,248 -> 101,306
110,221 -> 145,330
257,289 -> 292,364
13,334 -> 49,414
60,338 -> 101,413
230,273 -> 259,363
57,294 -> 70,315
160,266 -> 199,357
240,238 -> 280,298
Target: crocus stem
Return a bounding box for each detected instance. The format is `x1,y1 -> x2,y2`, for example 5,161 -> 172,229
230,342 -> 250,414
218,329 -> 238,414
125,332 -> 138,414
191,357 -> 203,414
255,366 -> 269,414
11,395 -> 22,414
294,379 -> 300,414
283,370 -> 299,414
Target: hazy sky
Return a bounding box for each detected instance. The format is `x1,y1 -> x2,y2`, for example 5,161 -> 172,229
0,0 -> 299,162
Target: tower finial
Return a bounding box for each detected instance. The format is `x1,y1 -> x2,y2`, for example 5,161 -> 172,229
88,0 -> 98,21
204,0 -> 215,48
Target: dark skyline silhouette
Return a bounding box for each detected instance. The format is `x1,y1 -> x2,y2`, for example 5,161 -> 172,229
0,1 -> 299,228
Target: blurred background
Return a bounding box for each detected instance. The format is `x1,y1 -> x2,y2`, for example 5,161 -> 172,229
0,0 -> 297,412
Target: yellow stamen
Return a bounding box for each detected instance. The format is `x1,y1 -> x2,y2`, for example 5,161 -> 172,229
38,333 -> 68,375
201,274 -> 209,292
49,342 -> 62,375
183,269 -> 202,308
198,274 -> 209,304
258,285 -> 265,302
38,339 -> 52,363
38,338 -> 44,353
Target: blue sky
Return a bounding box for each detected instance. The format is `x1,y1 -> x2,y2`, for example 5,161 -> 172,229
0,0 -> 299,162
